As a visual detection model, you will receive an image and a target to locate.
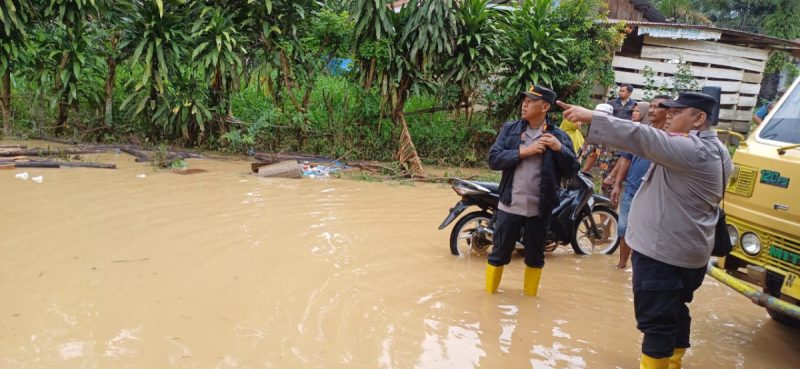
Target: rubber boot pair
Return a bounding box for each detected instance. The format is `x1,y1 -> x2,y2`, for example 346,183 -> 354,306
640,349 -> 685,369
484,264 -> 542,296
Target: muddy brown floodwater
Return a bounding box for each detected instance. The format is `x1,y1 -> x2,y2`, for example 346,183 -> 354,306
1,140 -> 799,369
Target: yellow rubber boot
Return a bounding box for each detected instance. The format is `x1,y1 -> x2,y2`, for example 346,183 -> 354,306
485,264 -> 503,294
668,348 -> 686,369
640,353 -> 669,369
523,267 -> 543,296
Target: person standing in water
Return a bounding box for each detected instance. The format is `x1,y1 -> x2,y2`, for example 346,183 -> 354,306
560,92 -> 732,369
486,85 -> 578,296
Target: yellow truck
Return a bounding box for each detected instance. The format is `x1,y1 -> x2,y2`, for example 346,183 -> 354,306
707,76 -> 800,327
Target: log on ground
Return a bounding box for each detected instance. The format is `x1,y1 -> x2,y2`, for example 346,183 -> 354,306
0,147 -> 108,157
14,160 -> 117,169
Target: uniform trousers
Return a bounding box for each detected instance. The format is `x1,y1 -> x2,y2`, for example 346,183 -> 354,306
632,250 -> 706,358
488,209 -> 549,268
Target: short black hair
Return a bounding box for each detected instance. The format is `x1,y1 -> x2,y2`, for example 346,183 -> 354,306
651,94 -> 673,101
689,107 -> 713,127
619,83 -> 634,92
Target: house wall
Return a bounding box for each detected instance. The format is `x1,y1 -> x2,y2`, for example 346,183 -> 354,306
606,0 -> 646,22
612,36 -> 770,134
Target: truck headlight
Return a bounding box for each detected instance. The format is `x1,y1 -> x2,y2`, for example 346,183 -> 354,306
741,232 -> 761,255
726,224 -> 739,246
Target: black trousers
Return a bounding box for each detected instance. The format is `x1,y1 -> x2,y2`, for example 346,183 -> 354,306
632,250 -> 706,358
488,209 -> 549,268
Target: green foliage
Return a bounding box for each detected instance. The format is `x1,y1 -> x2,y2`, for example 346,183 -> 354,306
500,0 -> 570,92
494,0 -> 622,118
641,58 -> 700,100
5,0 -> 625,169
0,0 -> 32,76
191,4 -> 248,114
444,0 -> 506,112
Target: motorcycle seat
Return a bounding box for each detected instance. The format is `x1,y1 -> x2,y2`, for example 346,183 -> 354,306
471,181 -> 500,194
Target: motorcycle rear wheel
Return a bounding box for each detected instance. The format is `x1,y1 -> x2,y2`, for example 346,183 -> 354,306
449,211 -> 493,257
571,206 -> 620,255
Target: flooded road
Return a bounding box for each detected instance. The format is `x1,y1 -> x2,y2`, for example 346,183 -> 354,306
1,141 -> 798,369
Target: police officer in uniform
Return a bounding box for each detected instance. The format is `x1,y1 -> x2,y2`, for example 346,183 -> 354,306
559,92 -> 732,369
486,86 -> 578,296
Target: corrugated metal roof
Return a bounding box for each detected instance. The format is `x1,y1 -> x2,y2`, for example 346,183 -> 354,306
606,20 -> 800,53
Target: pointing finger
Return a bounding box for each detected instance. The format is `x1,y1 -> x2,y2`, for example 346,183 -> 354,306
556,100 -> 572,110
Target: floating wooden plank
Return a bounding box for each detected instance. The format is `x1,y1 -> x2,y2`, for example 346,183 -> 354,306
612,56 -> 744,81
643,37 -> 770,61
256,160 -> 302,178
641,46 -> 766,72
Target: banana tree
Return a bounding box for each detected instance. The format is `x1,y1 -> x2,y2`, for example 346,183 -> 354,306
0,0 -> 32,135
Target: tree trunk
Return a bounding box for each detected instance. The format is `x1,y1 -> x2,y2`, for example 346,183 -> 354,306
1,70 -> 10,136
104,56 -> 116,126
758,72 -> 780,102
279,50 -> 303,112
363,58 -> 377,89
55,53 -> 70,135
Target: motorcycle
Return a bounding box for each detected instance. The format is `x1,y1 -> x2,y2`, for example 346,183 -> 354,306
438,172 -> 620,256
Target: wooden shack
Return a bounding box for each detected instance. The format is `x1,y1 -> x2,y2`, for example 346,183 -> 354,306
609,21 -> 800,134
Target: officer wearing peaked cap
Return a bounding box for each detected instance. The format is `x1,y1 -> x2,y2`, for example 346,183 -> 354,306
559,91 -> 733,369
485,85 -> 578,297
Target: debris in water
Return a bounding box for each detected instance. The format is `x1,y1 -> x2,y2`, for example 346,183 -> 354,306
301,161 -> 347,179
32,175 -> 43,183
136,174 -> 147,178
14,172 -> 29,180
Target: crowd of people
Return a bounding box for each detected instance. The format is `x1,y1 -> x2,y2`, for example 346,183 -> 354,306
486,83 -> 733,369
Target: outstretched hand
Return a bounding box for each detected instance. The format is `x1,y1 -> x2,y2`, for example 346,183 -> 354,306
557,101 -> 593,124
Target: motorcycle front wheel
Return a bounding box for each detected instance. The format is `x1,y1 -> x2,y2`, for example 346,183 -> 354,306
449,211 -> 493,257
571,206 -> 620,255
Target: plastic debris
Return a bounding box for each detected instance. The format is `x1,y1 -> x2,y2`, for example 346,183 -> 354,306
301,161 -> 348,179
136,174 -> 147,178
15,172 -> 29,180
31,175 -> 43,183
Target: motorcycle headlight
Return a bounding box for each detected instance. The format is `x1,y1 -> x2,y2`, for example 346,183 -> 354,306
726,224 -> 739,246
740,232 -> 761,256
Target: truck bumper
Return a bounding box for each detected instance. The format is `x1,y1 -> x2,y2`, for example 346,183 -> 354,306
707,259 -> 800,320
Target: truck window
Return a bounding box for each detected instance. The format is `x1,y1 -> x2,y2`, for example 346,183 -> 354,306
758,85 -> 800,144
